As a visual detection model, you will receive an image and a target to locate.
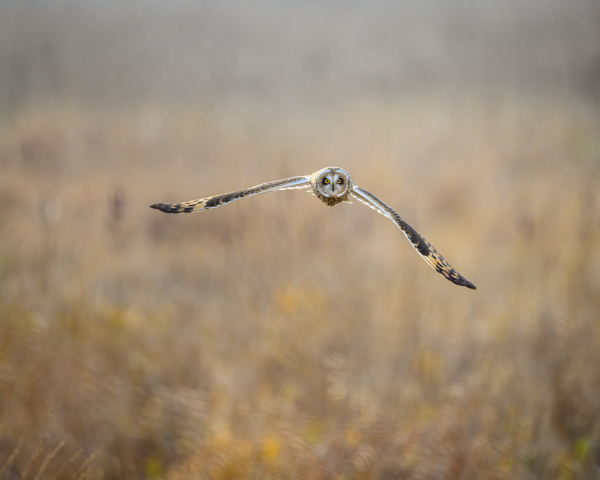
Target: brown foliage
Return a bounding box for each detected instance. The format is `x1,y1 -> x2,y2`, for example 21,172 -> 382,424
0,97 -> 599,479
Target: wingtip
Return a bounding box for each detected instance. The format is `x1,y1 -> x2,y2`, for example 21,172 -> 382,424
465,282 -> 477,290
149,202 -> 170,212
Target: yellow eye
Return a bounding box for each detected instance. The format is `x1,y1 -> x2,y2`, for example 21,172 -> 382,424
336,178 -> 342,184
324,178 -> 330,184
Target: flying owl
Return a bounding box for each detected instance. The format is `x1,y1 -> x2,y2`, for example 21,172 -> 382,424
150,167 -> 476,289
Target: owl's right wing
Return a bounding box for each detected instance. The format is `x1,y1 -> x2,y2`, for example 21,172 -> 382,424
150,175 -> 311,213
150,175 -> 310,213
351,186 -> 476,289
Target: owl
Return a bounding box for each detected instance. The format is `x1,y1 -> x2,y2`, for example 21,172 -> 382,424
150,167 -> 476,289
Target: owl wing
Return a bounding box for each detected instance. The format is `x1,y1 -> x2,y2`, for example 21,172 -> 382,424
150,175 -> 311,213
351,186 -> 476,289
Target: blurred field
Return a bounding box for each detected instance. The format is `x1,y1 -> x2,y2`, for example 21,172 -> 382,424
1,94 -> 599,479
2,1 -> 600,479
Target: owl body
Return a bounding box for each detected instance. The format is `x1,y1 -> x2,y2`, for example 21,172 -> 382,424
310,167 -> 354,206
151,166 -> 476,289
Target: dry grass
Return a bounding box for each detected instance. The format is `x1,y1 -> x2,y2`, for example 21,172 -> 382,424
0,94 -> 599,479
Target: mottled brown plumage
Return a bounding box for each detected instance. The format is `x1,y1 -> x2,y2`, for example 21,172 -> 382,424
150,176 -> 309,213
150,167 -> 476,289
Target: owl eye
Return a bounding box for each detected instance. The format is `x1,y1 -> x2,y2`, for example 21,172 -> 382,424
336,178 -> 343,184
323,178 -> 330,184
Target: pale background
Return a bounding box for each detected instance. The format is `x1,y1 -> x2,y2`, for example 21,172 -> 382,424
1,1 -> 599,478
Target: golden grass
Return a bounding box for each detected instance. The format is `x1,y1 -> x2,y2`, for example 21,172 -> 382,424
0,95 -> 599,479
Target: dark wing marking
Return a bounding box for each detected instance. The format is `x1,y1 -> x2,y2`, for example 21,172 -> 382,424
352,186 -> 476,289
150,176 -> 311,213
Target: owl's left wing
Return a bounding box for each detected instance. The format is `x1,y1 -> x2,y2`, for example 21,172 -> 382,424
351,186 -> 476,289
150,175 -> 311,213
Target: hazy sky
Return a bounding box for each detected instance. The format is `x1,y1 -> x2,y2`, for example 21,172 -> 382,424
1,0 -> 599,109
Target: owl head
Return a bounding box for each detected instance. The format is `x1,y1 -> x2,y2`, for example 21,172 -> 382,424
311,167 -> 353,203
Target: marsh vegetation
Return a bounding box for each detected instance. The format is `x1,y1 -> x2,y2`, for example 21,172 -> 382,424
1,1 -> 599,478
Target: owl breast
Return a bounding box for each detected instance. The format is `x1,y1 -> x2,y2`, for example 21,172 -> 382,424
314,192 -> 348,206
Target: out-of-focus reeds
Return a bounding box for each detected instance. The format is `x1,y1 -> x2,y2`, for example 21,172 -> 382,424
0,95 -> 599,479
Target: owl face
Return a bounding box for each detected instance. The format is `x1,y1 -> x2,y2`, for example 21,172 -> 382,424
313,167 -> 352,198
